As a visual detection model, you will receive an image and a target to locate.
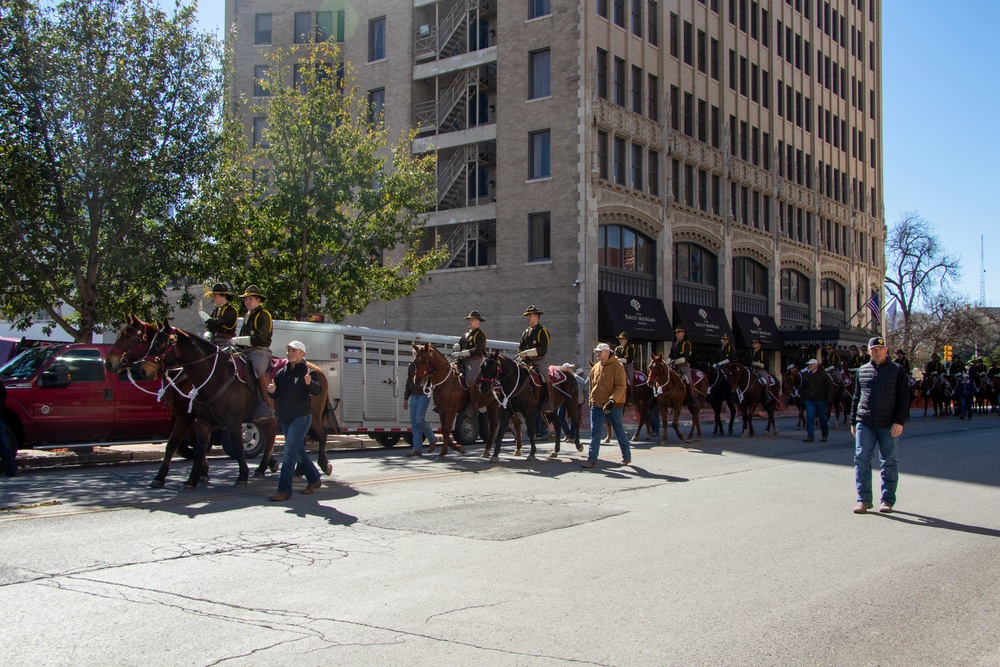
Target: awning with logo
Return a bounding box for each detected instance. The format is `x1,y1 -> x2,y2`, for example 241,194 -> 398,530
731,312 -> 783,350
598,291 -> 672,340
671,302 -> 734,344
780,328 -> 874,350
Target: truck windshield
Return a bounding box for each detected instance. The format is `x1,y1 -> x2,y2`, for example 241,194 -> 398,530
0,347 -> 59,380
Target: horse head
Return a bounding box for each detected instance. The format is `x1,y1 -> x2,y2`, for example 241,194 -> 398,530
139,320 -> 179,380
477,350 -> 501,393
647,353 -> 670,386
411,342 -> 439,383
106,314 -> 156,372
723,362 -> 745,391
781,368 -> 800,396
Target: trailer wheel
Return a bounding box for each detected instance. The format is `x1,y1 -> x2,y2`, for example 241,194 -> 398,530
373,433 -> 400,448
454,413 -> 478,448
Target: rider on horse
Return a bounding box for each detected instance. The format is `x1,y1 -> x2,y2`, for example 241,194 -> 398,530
518,305 -> 553,411
925,353 -> 945,378
614,331 -> 637,404
894,349 -> 912,374
846,345 -> 863,372
749,338 -> 769,385
199,282 -> 238,346
455,310 -> 488,384
715,333 -> 736,366
231,284 -> 276,422
859,344 -> 871,365
669,326 -> 699,407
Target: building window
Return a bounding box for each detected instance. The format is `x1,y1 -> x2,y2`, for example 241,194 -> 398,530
597,0 -> 609,19
253,65 -> 269,97
781,268 -> 810,304
596,49 -> 608,99
648,150 -> 660,196
614,0 -> 626,27
631,0 -> 643,36
684,163 -> 694,206
368,17 -> 386,62
528,213 -> 551,261
647,74 -> 659,121
697,30 -> 707,73
710,38 -> 719,80
683,21 -> 693,65
821,278 -> 846,312
254,13 -> 271,45
421,220 -> 496,269
316,11 -> 334,42
683,93 -> 693,136
597,130 -> 609,179
530,0 -> 551,19
529,130 -> 551,179
631,66 -> 643,113
613,57 -> 626,106
294,12 -> 311,44
631,143 -> 644,190
698,169 -> 708,211
367,89 -> 385,128
613,136 -> 626,185
529,49 -> 551,99
252,117 -> 268,148
648,1 -> 659,45
733,257 -> 767,297
675,243 -> 717,286
599,225 -> 655,275
669,13 -> 678,57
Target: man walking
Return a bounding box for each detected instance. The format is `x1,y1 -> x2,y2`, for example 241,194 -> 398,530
584,343 -> 631,468
403,355 -> 437,456
850,336 -> 911,514
267,341 -> 324,501
800,358 -> 832,443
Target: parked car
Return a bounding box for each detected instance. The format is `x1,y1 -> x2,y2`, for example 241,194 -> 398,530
1,343 -> 174,451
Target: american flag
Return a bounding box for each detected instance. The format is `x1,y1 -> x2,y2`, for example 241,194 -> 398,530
865,292 -> 880,326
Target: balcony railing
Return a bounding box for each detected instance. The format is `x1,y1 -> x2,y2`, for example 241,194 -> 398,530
599,268 -> 656,298
673,281 -> 718,307
820,308 -> 847,330
733,292 -> 769,316
780,301 -> 811,329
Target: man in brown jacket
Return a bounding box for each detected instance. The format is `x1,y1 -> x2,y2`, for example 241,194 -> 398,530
585,343 -> 631,468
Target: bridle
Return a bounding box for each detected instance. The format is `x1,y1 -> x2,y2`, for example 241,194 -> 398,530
142,333 -> 229,413
478,354 -> 526,410
413,347 -> 454,395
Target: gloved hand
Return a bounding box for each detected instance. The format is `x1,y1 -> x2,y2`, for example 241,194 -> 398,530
203,331 -> 212,340
518,348 -> 538,359
753,362 -> 764,369
198,310 -> 211,322
674,356 -> 686,365
455,349 -> 471,358
602,399 -> 614,414
231,336 -> 252,347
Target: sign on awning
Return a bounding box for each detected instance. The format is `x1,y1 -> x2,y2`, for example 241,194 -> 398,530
731,312 -> 783,350
598,291 -> 672,340
671,302 -> 734,344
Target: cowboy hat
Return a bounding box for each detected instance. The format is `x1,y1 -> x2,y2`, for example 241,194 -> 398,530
522,305 -> 543,316
617,331 -> 630,339
239,285 -> 266,300
465,310 -> 486,322
205,282 -> 233,298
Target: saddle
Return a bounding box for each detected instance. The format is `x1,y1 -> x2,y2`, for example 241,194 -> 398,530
524,365 -> 567,387
233,353 -> 275,385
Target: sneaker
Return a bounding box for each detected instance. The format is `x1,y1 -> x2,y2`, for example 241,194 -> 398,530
878,502 -> 893,514
617,459 -> 632,466
302,481 -> 323,495
270,492 -> 292,502
853,501 -> 874,514
802,437 -> 815,442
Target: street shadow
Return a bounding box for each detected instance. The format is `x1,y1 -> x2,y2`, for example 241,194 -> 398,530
875,510 -> 1000,538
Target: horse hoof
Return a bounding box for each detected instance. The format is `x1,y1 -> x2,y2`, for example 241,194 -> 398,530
149,480 -> 165,489
200,475 -> 210,483
323,463 -> 333,476
575,443 -> 583,452
490,456 -> 500,463
253,470 -> 264,479
548,451 -> 558,458
234,480 -> 247,488
453,444 -> 465,453
269,461 -> 279,473
526,455 -> 537,461
182,484 -> 196,491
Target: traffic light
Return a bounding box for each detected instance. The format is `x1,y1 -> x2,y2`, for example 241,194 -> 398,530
943,345 -> 953,362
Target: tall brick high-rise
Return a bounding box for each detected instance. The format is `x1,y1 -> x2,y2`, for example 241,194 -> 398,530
225,0 -> 884,373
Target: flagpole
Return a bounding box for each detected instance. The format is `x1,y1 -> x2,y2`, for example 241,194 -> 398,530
880,280 -> 886,340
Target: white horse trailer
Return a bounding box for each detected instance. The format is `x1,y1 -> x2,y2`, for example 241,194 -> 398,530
267,320 -> 519,447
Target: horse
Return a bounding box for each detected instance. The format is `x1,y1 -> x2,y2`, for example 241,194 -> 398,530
478,351 -> 543,462
920,373 -> 949,418
826,363 -> 855,429
630,369 -> 659,441
723,361 -> 779,438
646,353 -> 707,443
140,321 -> 278,489
781,367 -> 807,430
704,363 -> 738,436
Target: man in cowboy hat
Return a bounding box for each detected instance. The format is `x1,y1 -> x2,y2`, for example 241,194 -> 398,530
231,285 -> 275,422
894,348 -> 912,374
199,283 -> 238,346
749,338 -> 769,385
924,352 -> 945,377
614,332 -> 637,404
846,345 -> 863,371
715,333 -> 736,366
859,343 -> 871,365
668,326 -> 698,407
455,310 -> 488,384
518,305 -> 553,412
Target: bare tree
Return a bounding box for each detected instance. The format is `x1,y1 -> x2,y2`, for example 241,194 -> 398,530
884,212 -> 962,351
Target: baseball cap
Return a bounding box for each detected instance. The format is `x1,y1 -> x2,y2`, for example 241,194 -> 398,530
593,342 -> 613,353
286,340 -> 306,353
807,358 -> 819,366
868,336 -> 886,348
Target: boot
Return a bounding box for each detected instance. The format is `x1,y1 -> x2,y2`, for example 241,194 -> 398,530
254,374 -> 276,423
686,385 -> 700,407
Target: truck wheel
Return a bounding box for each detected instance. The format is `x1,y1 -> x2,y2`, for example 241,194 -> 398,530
454,413 -> 478,448
240,424 -> 264,459
373,433 -> 400,448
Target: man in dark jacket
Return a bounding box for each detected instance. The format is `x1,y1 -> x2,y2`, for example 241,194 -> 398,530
267,341 -> 324,501
800,358 -> 833,443
850,336 -> 911,514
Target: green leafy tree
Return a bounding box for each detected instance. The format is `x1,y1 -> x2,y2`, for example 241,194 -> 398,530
0,0 -> 220,341
209,41 -> 444,321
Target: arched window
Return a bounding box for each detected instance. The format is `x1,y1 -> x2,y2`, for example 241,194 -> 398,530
598,224 -> 656,297
733,256 -> 768,314
780,268 -> 810,328
674,242 -> 718,307
820,278 -> 846,312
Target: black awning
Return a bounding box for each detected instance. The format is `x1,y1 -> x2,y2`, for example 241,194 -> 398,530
780,328 -> 873,349
672,303 -> 734,344
731,312 -> 783,350
598,291 -> 672,340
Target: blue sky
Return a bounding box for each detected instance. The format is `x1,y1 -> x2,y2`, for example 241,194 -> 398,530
192,1 -> 1000,304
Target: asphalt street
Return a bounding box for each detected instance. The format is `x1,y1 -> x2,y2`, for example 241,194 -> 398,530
1,414 -> 998,666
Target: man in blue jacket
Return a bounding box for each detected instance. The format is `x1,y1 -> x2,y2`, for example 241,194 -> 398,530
849,336 -> 911,514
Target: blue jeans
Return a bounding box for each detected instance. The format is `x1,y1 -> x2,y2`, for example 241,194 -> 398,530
804,400 -> 829,439
408,393 -> 436,451
589,404 -> 631,463
854,423 -> 899,506
0,423 -> 17,475
277,415 -> 319,494
960,396 -> 973,419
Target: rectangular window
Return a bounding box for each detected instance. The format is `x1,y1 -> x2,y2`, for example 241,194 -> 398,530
762,132 -> 770,170
776,20 -> 783,57
712,174 -> 721,214
596,49 -> 608,99
597,0 -> 609,19
529,49 -> 551,99
730,116 -> 737,158
685,164 -> 695,206
336,10 -> 346,41
648,1 -> 659,45
614,136 -> 627,184
294,12 -> 311,44
614,58 -> 626,106
763,194 -> 771,231
698,169 -> 708,211
672,159 -> 680,202
647,74 -> 659,121
710,38 -> 719,80
529,130 -> 551,179
710,105 -> 720,148
254,13 -> 271,45
751,126 -> 759,165
598,131 -> 609,179
670,85 -> 679,130
683,93 -> 693,136
669,13 -> 679,57
530,0 -> 551,19
729,49 -> 737,91
740,121 -> 748,160
762,70 -> 770,108
368,17 -> 386,61
750,1 -> 758,38
367,88 -> 385,128
777,79 -> 784,117
751,63 -> 758,102
761,9 -> 769,46
739,56 -> 747,96
631,0 -> 643,36
252,116 -> 268,148
648,150 -> 660,195
631,143 -> 644,189
697,99 -> 707,142
253,65 -> 269,97
683,21 -> 693,65
614,0 -> 626,27
528,213 -> 551,261
697,30 -> 707,73
631,66 -> 643,113
316,11 -> 334,42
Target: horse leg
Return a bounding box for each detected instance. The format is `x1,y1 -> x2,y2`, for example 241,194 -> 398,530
671,406 -> 685,441
524,407 -> 538,461
511,412 -> 524,457
483,404 -> 498,458
658,404 -> 669,443
151,414 -> 193,488
313,422 -> 332,476
183,422 -> 214,490
633,401 -> 649,441
686,406 -> 701,443
549,409 -> 562,458
572,407 -> 582,452
232,417 -> 255,487
491,410 -> 510,463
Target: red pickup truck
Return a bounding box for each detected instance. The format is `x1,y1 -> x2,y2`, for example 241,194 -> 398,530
1,343 -> 174,451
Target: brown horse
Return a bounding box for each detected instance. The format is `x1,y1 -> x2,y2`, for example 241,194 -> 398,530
646,353 -> 707,443
781,368 -> 806,430
724,361 -> 779,438
629,370 -> 659,441
141,322 -> 279,489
